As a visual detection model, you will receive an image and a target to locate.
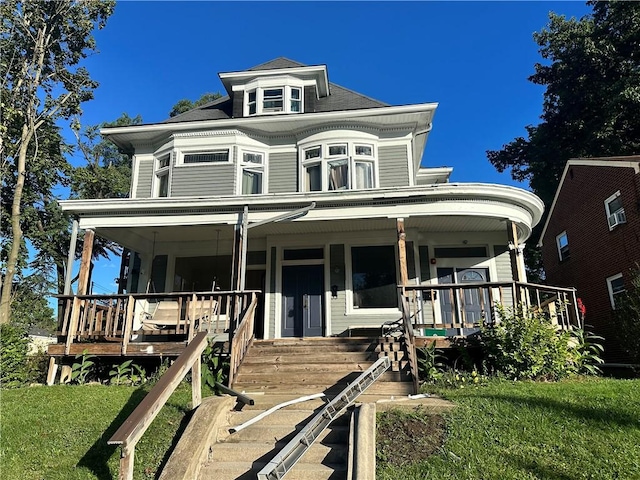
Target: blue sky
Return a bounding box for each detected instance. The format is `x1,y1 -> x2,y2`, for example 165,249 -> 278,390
68,0 -> 593,294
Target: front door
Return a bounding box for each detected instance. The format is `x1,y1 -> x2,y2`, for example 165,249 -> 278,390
437,267 -> 489,325
281,265 -> 324,337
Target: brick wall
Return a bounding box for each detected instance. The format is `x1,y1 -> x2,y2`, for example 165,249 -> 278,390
541,163 -> 640,362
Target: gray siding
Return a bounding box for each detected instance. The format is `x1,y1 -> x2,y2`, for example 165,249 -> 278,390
171,164 -> 236,197
418,245 -> 436,325
269,151 -> 297,193
136,158 -> 153,198
378,145 -> 410,188
493,245 -> 514,307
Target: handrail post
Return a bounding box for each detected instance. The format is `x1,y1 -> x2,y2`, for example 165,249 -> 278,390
191,357 -> 202,409
65,297 -> 81,355
121,295 -> 135,355
119,446 -> 134,480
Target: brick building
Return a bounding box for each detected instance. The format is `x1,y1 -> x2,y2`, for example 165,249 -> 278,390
539,156 -> 640,362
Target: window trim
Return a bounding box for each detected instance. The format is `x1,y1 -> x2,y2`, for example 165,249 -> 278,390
345,242 -> 401,315
237,149 -> 267,195
176,148 -> 232,167
606,273 -> 625,309
604,191 -> 626,230
153,153 -> 171,198
244,82 -> 305,116
556,231 -> 570,262
300,141 -> 378,192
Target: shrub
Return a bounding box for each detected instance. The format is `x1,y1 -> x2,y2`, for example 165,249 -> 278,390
201,342 -> 228,393
0,324 -> 31,388
612,270 -> 640,364
479,305 -> 575,380
417,342 -> 446,383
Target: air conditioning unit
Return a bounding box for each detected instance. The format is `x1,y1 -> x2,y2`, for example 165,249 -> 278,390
608,209 -> 627,228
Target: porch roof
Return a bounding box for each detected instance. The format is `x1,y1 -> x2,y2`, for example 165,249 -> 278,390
60,183 -> 543,252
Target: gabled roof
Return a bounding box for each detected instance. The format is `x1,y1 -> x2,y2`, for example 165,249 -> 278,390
537,156 -> 640,247
162,57 -> 388,124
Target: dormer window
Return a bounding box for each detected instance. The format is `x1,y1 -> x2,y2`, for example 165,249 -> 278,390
244,84 -> 304,116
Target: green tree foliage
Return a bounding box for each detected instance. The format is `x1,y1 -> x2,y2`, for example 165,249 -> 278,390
487,2 -> 640,276
613,270 -> 640,364
0,0 -> 115,323
169,92 -> 223,117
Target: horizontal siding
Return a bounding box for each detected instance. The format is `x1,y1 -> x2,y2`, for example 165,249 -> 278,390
493,245 -> 514,307
269,247 -> 276,339
171,164 -> 235,197
136,158 -> 153,198
269,151 -> 297,193
378,145 -> 410,188
329,244 -> 346,334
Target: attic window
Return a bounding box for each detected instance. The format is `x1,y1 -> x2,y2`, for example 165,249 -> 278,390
605,191 -> 626,230
245,85 -> 304,116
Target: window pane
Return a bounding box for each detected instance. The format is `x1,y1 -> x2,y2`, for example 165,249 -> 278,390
263,88 -> 283,98
611,276 -> 625,295
263,100 -> 283,110
328,159 -> 349,190
248,91 -> 256,102
243,152 -> 263,164
242,170 -> 262,194
174,255 -> 232,292
305,146 -> 321,160
608,196 -> 623,213
184,151 -> 229,163
352,246 -> 397,308
158,155 -> 170,168
291,88 -> 301,100
306,164 -> 321,191
249,103 -> 256,115
355,161 -> 373,189
158,173 -> 169,197
329,145 -> 347,156
290,99 -> 301,112
355,145 -> 373,156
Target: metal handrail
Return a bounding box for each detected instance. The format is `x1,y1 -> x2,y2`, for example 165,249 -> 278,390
256,356 -> 391,480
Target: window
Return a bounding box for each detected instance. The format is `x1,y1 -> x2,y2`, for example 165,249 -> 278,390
605,191 -> 626,229
239,151 -> 265,195
247,90 -> 256,115
155,154 -> 170,197
556,231 -> 570,262
351,246 -> 397,309
606,273 -> 625,308
301,143 -> 377,192
246,85 -> 304,115
183,150 -> 229,164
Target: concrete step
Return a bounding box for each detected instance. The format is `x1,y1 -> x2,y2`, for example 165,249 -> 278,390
199,460 -> 346,480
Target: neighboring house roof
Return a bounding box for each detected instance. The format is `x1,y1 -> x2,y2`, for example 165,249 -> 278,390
537,155 -> 640,247
161,57 -> 388,125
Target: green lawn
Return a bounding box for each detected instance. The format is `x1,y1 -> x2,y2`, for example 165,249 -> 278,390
0,383 -> 193,480
378,378 -> 640,480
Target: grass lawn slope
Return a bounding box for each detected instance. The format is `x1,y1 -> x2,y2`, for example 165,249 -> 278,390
378,378 -> 640,480
0,383 -> 192,480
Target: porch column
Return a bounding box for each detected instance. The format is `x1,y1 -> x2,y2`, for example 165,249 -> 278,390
506,221 -> 525,283
63,219 -> 79,295
77,229 -> 95,296
397,218 -> 409,289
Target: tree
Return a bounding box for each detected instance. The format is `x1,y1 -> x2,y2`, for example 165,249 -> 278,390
169,92 -> 222,117
0,0 -> 115,324
487,1 -> 640,278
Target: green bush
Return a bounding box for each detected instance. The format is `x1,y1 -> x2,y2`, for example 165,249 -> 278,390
613,270 -> 640,364
479,306 -> 576,380
0,324 -> 31,387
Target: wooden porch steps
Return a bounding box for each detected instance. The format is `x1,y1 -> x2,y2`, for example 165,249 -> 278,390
199,403 -> 350,480
232,337 -> 414,396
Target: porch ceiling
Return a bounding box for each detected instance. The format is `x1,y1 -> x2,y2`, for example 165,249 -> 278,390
96,215 -> 510,252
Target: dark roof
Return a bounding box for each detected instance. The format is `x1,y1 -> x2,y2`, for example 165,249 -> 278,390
162,95 -> 232,124
248,57 -> 306,71
161,57 -> 387,124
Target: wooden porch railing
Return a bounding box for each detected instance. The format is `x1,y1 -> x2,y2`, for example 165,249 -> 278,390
108,331 -> 208,480
54,291 -> 259,355
400,281 -> 581,334
399,295 -> 420,394
228,291 -> 258,387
